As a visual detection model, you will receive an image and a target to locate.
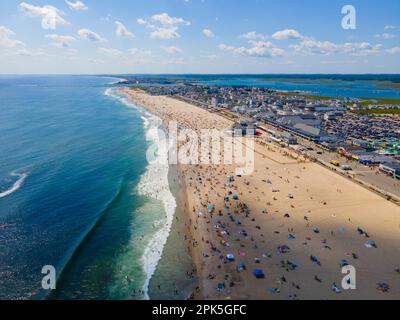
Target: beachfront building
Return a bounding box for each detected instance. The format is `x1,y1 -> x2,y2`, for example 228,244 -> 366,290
232,122 -> 257,136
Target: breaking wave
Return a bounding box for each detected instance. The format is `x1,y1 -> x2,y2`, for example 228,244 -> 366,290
0,172 -> 28,199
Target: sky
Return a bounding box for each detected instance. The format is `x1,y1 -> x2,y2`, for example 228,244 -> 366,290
0,0 -> 399,74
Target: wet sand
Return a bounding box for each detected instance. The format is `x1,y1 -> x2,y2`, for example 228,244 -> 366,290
122,87 -> 400,300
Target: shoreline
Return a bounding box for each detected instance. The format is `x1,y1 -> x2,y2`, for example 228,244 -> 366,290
120,86 -> 400,300
106,87 -> 180,299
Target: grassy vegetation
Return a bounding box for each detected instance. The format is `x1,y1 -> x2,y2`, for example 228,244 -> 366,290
351,108 -> 400,115
128,86 -> 145,91
356,97 -> 400,106
278,92 -> 400,106
278,92 -> 342,101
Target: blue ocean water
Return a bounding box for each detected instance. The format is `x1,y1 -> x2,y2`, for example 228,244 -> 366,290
200,77 -> 400,99
0,75 -> 172,300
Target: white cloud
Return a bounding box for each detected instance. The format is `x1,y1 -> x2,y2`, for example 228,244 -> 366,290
151,27 -> 180,40
46,34 -> 76,48
272,29 -> 302,40
386,46 -> 400,54
161,45 -> 183,54
375,33 -> 396,39
0,26 -> 15,37
205,54 -> 218,60
219,40 -> 285,58
0,26 -> 25,48
78,29 -> 106,42
385,25 -> 399,30
88,58 -> 104,63
98,47 -> 123,57
151,13 -> 190,27
18,2 -> 68,30
115,21 -> 134,38
65,1 -> 88,11
290,39 -> 382,56
342,42 -> 383,56
290,39 -> 339,55
15,48 -> 46,57
128,48 -> 153,59
138,12 -> 190,40
202,29 -> 215,38
240,31 -> 268,40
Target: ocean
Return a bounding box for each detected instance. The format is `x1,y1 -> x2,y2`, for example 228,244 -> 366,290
0,75 -> 193,300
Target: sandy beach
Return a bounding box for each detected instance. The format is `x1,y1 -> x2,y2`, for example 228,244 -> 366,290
121,87 -> 400,300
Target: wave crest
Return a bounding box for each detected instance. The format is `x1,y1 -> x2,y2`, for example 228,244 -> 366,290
0,172 -> 28,199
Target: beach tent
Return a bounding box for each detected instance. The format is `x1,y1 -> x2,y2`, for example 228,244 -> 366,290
331,283 -> 341,294
365,240 -> 377,248
217,283 -> 225,291
236,262 -> 246,272
233,195 -> 239,200
340,259 -> 349,267
253,269 -> 265,279
270,288 -> 280,294
226,254 -> 235,261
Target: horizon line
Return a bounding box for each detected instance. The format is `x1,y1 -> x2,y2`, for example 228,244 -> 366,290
1,73 -> 400,76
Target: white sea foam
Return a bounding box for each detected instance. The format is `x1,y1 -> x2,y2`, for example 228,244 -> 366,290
104,77 -> 128,85
104,87 -> 177,300
137,114 -> 176,300
0,172 -> 28,199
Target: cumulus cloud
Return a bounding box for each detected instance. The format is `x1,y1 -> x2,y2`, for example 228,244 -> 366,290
78,29 -> 106,42
161,45 -> 183,54
19,2 -> 68,30
272,29 -> 302,40
240,31 -> 268,40
46,34 -> 76,48
151,27 -> 180,40
385,25 -> 399,30
290,39 -> 382,56
88,58 -> 104,63
65,1 -> 88,11
202,29 -> 215,38
0,26 -> 25,48
151,13 -> 190,26
138,12 -> 190,40
342,42 -> 383,56
219,40 -> 285,58
15,48 -> 47,57
115,21 -> 134,38
386,46 -> 400,54
98,47 -> 123,57
129,48 -> 152,55
375,33 -> 396,40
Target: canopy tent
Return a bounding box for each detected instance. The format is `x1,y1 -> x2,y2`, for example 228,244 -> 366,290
226,254 -> 235,261
253,269 -> 265,278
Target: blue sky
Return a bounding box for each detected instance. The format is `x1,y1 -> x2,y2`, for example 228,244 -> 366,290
0,0 -> 399,74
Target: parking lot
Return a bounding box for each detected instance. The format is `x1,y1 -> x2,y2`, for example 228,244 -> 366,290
260,122 -> 400,199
